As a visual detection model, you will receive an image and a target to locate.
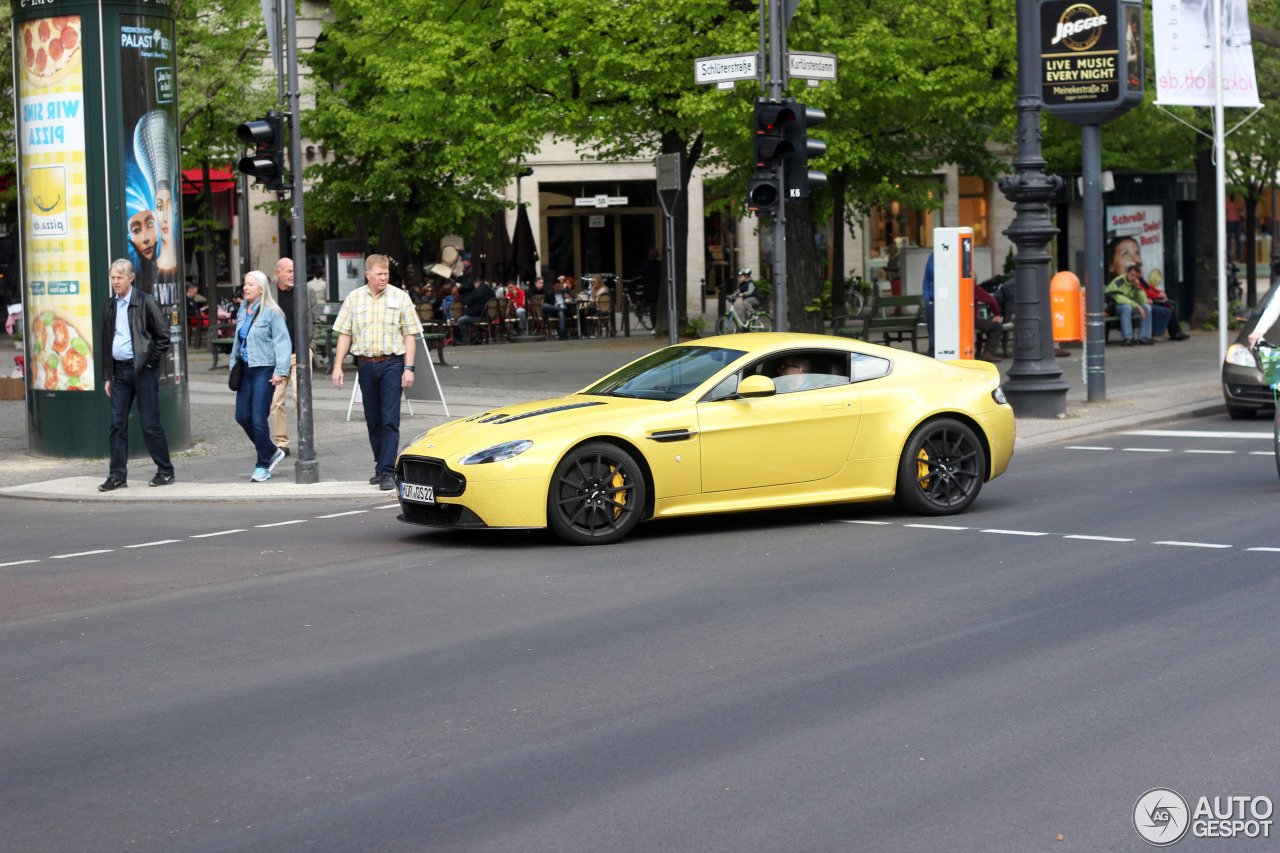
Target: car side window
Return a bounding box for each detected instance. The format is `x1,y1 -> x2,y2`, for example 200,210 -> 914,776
760,350 -> 852,395
851,353 -> 891,382
706,372 -> 739,401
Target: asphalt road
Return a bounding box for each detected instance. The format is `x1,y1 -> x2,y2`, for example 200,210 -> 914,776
2,413 -> 1278,852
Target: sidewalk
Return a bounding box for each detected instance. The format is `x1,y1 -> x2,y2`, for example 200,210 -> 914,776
0,326 -> 1227,502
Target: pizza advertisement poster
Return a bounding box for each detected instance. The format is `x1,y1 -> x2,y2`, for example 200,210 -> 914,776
120,13 -> 186,387
17,14 -> 95,393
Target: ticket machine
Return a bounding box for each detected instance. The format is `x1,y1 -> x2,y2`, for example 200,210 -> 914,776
932,227 -> 975,360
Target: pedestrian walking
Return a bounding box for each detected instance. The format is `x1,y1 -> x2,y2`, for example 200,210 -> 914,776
231,270 -> 292,482
329,254 -> 423,490
267,257 -> 317,458
99,258 -> 175,491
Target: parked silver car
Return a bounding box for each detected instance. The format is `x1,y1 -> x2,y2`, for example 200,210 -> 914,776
1222,284 -> 1280,419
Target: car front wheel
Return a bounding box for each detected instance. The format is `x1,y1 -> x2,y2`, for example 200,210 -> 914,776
894,418 -> 986,515
547,441 -> 647,545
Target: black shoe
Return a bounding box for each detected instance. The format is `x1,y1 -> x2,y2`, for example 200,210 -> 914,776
1120,338 -> 1135,347
98,477 -> 127,492
149,473 -> 175,487
369,474 -> 382,485
1170,332 -> 1190,341
379,474 -> 395,491
1138,337 -> 1155,345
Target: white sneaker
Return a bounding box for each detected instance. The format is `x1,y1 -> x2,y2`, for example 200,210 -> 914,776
268,446 -> 286,473
251,467 -> 271,482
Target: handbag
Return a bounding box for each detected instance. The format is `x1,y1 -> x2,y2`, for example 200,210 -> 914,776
227,304 -> 259,391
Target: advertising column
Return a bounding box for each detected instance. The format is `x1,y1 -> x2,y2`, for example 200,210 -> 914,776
13,1 -> 189,457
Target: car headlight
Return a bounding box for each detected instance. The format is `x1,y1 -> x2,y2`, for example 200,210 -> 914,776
1225,343 -> 1257,368
992,386 -> 1008,406
461,439 -> 534,465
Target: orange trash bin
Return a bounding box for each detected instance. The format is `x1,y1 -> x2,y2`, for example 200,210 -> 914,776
1050,271 -> 1083,342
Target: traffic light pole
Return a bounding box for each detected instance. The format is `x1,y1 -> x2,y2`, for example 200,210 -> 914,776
285,0 -> 318,483
767,0 -> 788,331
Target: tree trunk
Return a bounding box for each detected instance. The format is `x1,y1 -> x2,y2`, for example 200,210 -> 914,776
785,197 -> 824,334
1192,143 -> 1216,324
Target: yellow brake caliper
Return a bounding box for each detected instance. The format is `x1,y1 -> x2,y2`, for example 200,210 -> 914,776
611,467 -> 627,518
916,448 -> 932,490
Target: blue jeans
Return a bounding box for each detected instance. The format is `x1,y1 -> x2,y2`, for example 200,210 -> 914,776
108,360 -> 172,481
456,313 -> 484,343
235,364 -> 277,468
357,356 -> 404,476
1118,304 -> 1152,340
542,304 -> 570,335
1150,303 -> 1172,337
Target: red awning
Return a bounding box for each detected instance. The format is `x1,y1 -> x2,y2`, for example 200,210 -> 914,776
181,167 -> 236,195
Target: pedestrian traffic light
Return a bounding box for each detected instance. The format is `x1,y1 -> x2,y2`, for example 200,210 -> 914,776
747,99 -> 795,214
236,111 -> 286,191
783,103 -> 827,200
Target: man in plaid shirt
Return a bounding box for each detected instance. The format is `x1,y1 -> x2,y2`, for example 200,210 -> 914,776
331,254 -> 424,490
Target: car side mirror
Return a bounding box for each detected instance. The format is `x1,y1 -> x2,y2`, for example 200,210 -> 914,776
733,375 -> 776,398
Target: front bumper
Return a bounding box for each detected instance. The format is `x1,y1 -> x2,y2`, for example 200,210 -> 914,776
395,454 -> 549,529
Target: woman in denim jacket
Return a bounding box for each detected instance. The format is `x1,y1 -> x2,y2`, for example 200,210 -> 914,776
230,270 -> 292,481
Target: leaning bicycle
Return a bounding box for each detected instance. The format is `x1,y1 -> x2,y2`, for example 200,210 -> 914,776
716,300 -> 773,335
1252,338 -> 1280,480
620,276 -> 654,331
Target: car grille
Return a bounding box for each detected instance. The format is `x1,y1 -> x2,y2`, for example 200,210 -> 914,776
397,456 -> 466,497
1226,383 -> 1276,405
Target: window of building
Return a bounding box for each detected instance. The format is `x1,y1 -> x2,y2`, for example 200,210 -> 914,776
957,176 -> 990,246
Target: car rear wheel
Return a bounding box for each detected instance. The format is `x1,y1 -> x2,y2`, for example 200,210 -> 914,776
547,442 -> 647,545
894,418 -> 986,515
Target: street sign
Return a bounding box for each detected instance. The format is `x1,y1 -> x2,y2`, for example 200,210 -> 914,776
656,153 -> 681,193
574,195 -> 629,208
788,51 -> 837,81
694,52 -> 759,85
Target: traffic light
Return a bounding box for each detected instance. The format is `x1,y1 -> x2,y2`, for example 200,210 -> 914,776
236,111 -> 286,191
747,99 -> 796,214
783,103 -> 826,200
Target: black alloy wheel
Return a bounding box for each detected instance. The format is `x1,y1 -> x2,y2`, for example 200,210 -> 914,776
547,441 -> 647,545
894,418 -> 986,515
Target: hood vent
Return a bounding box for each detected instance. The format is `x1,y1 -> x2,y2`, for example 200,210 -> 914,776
469,401 -> 606,425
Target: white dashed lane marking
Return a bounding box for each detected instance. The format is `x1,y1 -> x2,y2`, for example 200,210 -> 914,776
981,529 -> 1051,536
190,529 -> 247,539
125,540 -> 181,549
0,559 -> 40,567
50,550 -> 113,559
839,520 -> 1277,553
256,520 -> 307,528
317,510 -> 367,519
1153,541 -> 1232,549
1064,534 -> 1135,542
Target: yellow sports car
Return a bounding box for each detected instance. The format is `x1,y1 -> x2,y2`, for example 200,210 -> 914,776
395,333 -> 1015,544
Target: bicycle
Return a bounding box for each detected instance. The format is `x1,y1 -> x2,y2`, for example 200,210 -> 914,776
620,276 -> 654,331
1251,338 -> 1280,479
843,276 -> 868,318
716,299 -> 773,335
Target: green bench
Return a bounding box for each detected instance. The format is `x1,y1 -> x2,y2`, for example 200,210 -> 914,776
833,293 -> 929,353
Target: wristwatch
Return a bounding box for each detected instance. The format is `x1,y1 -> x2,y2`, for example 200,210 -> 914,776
403,365 -> 415,372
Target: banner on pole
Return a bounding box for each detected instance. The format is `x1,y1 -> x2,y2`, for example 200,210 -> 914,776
1153,0 -> 1261,107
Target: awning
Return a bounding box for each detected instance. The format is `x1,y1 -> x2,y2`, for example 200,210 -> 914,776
181,167 -> 236,195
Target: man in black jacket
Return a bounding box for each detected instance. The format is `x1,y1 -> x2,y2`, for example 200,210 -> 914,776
99,259 -> 174,491
456,280 -> 494,344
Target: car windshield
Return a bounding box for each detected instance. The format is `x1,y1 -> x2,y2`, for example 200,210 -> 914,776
583,345 -> 746,401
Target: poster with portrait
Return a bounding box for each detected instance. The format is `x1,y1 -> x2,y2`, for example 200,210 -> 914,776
1105,205 -> 1166,289
17,14 -> 96,392
119,14 -> 185,385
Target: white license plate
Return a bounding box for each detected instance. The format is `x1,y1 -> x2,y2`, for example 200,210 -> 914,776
399,482 -> 435,504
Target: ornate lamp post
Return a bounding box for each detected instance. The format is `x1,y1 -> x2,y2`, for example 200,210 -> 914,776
998,0 -> 1068,418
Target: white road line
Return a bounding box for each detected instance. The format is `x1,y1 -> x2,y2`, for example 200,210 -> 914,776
125,540 -> 181,549
1185,449 -> 1235,454
841,520 -> 892,525
1250,451 -> 1274,456
317,510 -> 367,519
1153,540 -> 1231,549
1246,546 -> 1280,552
256,520 -> 307,528
1066,445 -> 1113,451
0,559 -> 40,567
375,503 -> 400,510
190,529 -> 246,539
1122,447 -> 1172,453
904,523 -> 969,531
1063,534 -> 1135,542
51,549 -> 113,559
1125,429 -> 1271,439
982,529 -> 1051,536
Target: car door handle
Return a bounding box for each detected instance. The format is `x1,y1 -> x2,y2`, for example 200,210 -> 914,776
646,428 -> 698,442
822,403 -> 847,410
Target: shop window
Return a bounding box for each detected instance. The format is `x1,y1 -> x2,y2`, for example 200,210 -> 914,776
868,180 -> 942,259
957,176 -> 990,246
